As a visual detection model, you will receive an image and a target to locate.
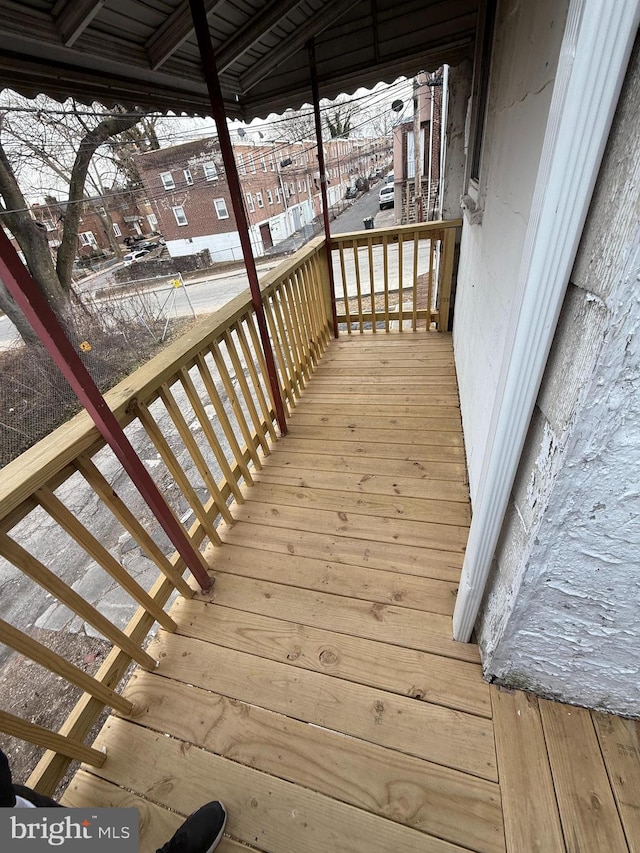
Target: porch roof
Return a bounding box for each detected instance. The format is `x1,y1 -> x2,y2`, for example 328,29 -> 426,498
0,0 -> 477,120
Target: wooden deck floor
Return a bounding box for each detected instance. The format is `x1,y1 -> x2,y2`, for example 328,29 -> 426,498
62,333 -> 640,853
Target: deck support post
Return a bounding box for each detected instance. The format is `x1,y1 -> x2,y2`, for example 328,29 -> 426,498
0,229 -> 213,592
189,0 -> 288,434
308,38 -> 339,339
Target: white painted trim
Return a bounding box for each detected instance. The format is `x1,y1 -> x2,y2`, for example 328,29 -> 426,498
452,0 -> 640,642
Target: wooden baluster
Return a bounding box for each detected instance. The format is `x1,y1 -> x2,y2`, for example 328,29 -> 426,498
300,260 -> 323,354
0,709 -> 106,765
234,320 -> 278,442
244,311 -> 290,422
427,236 -> 435,331
282,277 -> 310,384
353,239 -> 364,333
383,234 -> 390,332
412,229 -> 420,331
0,532 -> 156,669
291,268 -> 316,369
134,399 -> 222,545
439,226 -> 456,332
75,456 -> 194,598
263,291 -> 296,407
368,236 -> 376,333
0,617 -> 133,714
209,341 -> 264,468
310,253 -> 331,347
398,231 -> 404,332
278,280 -> 306,390
194,352 -> 255,485
158,381 -> 234,524
222,329 -> 271,455
178,366 -> 245,504
36,485 -> 177,631
270,287 -> 299,400
338,241 -> 351,333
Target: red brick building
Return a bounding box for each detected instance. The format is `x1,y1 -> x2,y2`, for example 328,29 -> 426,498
135,134 -> 387,260
30,192 -> 156,265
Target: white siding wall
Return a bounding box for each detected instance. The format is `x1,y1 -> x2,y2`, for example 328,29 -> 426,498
453,0 -> 568,503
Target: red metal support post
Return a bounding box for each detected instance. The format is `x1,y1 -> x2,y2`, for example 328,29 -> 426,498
188,0 -> 288,435
0,228 -> 212,592
308,38 -> 339,339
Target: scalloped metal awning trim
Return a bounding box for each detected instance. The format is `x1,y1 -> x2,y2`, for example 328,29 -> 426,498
0,0 -> 477,119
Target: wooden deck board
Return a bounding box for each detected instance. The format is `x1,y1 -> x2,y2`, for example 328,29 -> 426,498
67,332 -> 635,853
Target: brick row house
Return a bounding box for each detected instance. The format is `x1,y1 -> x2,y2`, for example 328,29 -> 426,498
30,193 -> 158,267
135,135 -> 388,261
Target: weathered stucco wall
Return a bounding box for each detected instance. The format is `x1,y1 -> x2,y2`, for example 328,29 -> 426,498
453,0 -> 568,502
478,37 -> 640,716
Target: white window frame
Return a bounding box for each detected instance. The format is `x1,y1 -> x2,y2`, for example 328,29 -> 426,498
237,154 -> 246,174
172,206 -> 188,226
246,193 -> 255,213
184,169 -> 193,185
147,213 -> 158,228
79,231 -> 97,247
112,223 -> 122,237
214,198 -> 229,219
256,191 -> 264,208
249,156 -> 256,174
161,172 -> 175,190
266,189 -> 273,205
269,156 -> 275,171
203,161 -> 218,181
275,186 -> 281,203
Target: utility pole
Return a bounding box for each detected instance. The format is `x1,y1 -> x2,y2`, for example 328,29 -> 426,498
413,75 -> 423,223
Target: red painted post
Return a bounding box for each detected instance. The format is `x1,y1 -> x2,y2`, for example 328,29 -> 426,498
308,38 -> 339,339
189,0 -> 288,436
0,228 -> 212,592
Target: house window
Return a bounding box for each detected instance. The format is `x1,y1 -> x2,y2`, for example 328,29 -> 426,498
266,189 -> 273,205
184,169 -> 193,185
161,172 -> 175,190
269,156 -> 275,171
79,231 -> 97,247
261,157 -> 267,172
468,0 -> 498,188
275,186 -> 281,202
246,193 -> 255,213
290,182 -> 295,196
203,162 -> 218,181
112,223 -> 122,237
249,156 -> 256,173
237,154 -> 246,174
147,213 -> 158,228
298,181 -> 303,193
256,192 -> 264,208
172,206 -> 188,226
214,198 -> 229,219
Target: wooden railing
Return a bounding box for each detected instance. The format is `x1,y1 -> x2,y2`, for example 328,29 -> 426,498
0,238 -> 331,794
330,219 -> 460,333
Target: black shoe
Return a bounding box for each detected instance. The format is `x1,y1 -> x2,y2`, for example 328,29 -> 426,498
158,802 -> 227,853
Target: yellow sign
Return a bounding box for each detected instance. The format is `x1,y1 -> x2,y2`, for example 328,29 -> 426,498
79,340 -> 92,352
173,279 -> 182,288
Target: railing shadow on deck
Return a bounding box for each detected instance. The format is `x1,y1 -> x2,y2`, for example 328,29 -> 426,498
0,220 -> 460,796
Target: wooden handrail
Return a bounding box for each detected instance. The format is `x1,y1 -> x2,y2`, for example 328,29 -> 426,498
0,235 -> 332,795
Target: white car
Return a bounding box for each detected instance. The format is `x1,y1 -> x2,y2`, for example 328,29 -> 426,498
378,185 -> 395,210
122,248 -> 151,266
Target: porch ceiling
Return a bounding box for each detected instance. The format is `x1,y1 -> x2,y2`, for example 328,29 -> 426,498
0,0 -> 477,120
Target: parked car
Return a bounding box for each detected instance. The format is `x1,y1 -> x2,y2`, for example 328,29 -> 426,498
385,171 -> 394,184
378,185 -> 395,210
345,186 -> 357,199
122,248 -> 151,265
